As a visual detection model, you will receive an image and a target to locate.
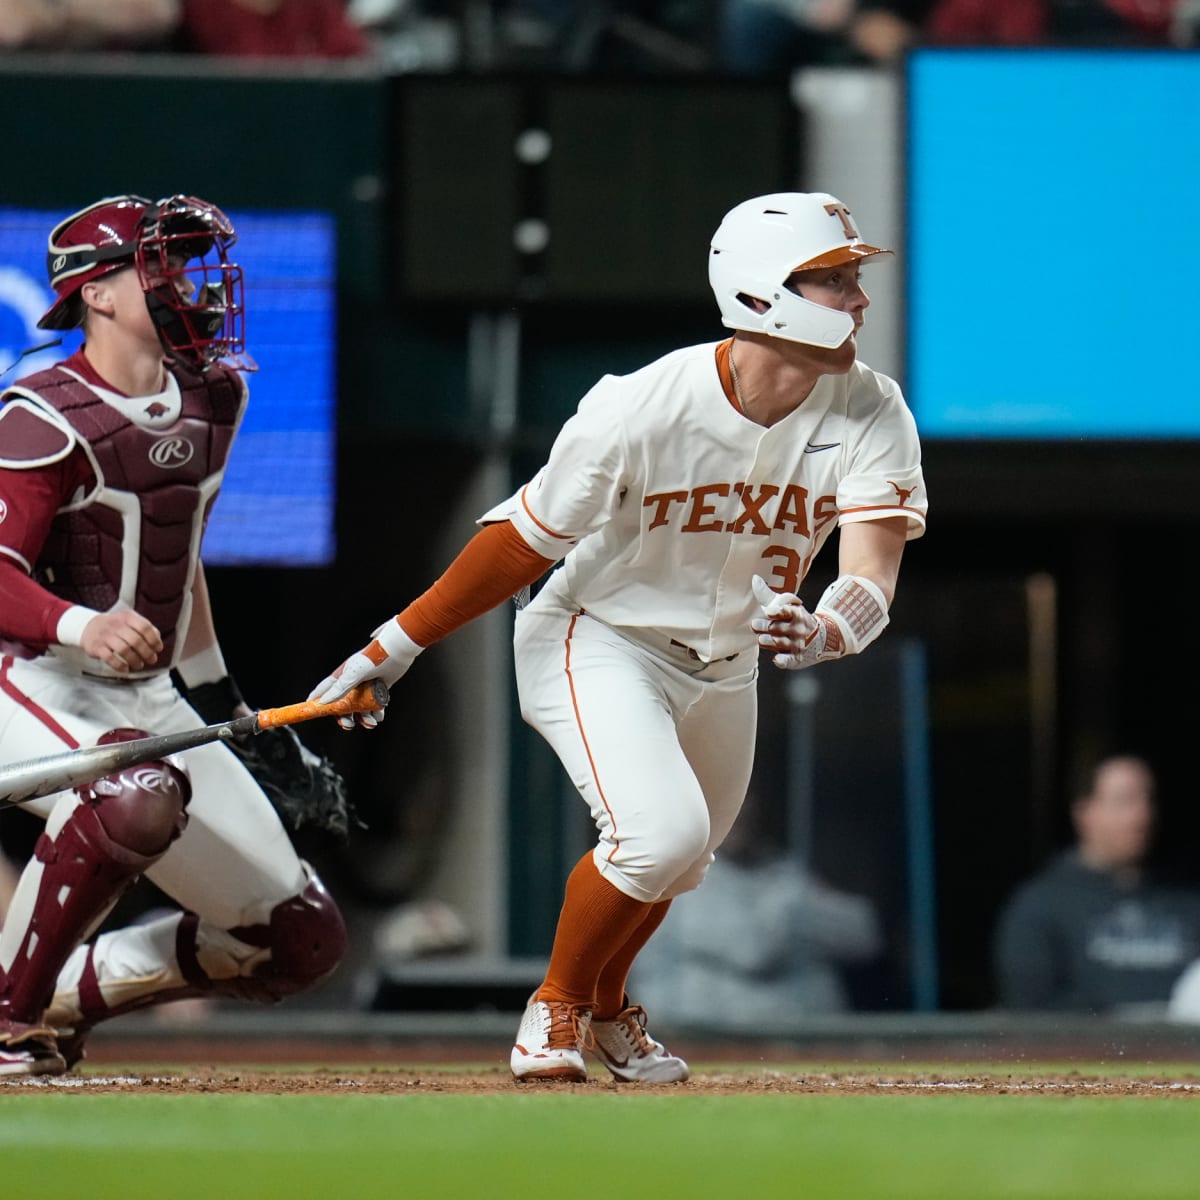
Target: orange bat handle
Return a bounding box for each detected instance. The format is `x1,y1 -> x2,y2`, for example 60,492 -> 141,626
255,679 -> 389,730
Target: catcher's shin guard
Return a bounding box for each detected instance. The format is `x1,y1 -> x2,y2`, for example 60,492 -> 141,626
47,866 -> 347,1053
0,730 -> 190,1026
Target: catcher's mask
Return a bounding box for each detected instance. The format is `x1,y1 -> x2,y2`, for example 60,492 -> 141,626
39,193 -> 253,373
708,192 -> 891,349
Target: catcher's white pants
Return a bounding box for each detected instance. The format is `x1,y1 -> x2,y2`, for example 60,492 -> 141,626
514,584 -> 758,904
0,655 -> 307,938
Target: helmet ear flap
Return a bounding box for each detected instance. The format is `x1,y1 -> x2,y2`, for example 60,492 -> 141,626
708,192 -> 889,348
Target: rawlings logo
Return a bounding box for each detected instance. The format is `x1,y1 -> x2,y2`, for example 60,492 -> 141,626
148,436 -> 194,469
131,767 -> 173,794
0,498 -> 6,524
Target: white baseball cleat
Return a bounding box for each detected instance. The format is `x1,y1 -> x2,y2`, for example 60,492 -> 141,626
510,996 -> 592,1082
590,1003 -> 689,1083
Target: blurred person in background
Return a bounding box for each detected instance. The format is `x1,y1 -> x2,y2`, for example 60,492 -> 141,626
993,755 -> 1200,1015
0,0 -> 179,50
628,790 -> 883,1030
925,0 -> 1200,47
717,0 -> 935,76
178,0 -> 371,57
848,0 -> 935,59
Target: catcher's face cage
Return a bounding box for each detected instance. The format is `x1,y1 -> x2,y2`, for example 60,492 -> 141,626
134,195 -> 254,374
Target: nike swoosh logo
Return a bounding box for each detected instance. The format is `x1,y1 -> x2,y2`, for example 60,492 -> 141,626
803,441 -> 840,454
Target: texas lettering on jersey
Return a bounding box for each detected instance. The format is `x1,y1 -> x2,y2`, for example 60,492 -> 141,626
643,482 -> 838,536
482,340 -> 927,661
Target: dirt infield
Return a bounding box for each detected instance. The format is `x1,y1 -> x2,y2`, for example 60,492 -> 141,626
5,1027 -> 1200,1097
8,1064 -> 1200,1097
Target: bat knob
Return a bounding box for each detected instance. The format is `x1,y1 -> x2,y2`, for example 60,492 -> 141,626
370,679 -> 390,708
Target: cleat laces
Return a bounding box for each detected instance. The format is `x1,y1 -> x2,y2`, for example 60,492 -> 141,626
610,1005 -> 655,1056
545,1001 -> 594,1052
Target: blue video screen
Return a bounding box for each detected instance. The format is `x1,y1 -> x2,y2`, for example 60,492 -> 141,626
907,50 -> 1200,439
0,207 -> 336,563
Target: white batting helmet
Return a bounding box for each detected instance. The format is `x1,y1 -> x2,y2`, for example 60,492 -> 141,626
708,192 -> 891,348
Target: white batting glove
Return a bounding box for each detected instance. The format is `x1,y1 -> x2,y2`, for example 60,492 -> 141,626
751,574 -> 840,670
751,573 -> 890,671
308,617 -> 424,729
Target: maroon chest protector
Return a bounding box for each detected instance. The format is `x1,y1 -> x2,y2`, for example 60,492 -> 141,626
26,363 -> 243,664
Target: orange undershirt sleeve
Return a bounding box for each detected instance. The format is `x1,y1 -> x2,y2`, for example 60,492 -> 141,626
397,520 -> 557,648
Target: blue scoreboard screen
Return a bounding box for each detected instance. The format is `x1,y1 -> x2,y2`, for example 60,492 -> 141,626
906,50 -> 1200,439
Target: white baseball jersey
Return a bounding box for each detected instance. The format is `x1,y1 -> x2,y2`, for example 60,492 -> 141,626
483,340 -> 926,662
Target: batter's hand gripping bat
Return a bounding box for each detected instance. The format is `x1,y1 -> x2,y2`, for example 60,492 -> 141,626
0,679 -> 389,812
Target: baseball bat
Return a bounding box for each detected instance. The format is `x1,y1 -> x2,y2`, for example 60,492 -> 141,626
0,679 -> 388,812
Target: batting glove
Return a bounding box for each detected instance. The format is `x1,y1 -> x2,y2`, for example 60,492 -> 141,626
309,617 -> 424,729
751,573 -> 889,670
751,574 -> 839,670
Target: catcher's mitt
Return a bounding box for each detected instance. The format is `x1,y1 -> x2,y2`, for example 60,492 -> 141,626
228,725 -> 360,842
178,674 -> 360,842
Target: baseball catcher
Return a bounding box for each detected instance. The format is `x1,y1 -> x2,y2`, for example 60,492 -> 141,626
0,194 -> 347,1076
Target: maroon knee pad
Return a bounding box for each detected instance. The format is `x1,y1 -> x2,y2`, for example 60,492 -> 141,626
80,728 -> 191,856
0,729 -> 191,1023
204,873 -> 348,1004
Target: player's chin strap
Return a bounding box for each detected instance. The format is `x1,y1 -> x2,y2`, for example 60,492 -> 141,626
753,573 -> 889,670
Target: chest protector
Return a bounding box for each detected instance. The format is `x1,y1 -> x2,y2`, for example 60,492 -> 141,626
21,363 -> 244,675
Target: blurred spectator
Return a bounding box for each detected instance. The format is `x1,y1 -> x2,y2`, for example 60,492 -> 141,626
849,0 -> 935,60
178,0 -> 371,58
628,800 -> 883,1031
925,0 -> 1200,48
718,0 -> 856,76
993,755 -> 1200,1016
718,0 -> 935,77
345,0 -> 459,70
0,0 -> 180,50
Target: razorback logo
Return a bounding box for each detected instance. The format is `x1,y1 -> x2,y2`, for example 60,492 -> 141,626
642,482 -> 837,538
144,401 -> 170,418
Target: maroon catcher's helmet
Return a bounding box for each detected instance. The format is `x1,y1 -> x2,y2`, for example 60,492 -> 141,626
39,195 -> 150,331
38,193 -> 252,373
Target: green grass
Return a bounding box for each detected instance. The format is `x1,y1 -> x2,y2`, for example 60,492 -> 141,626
5,1069 -> 1200,1200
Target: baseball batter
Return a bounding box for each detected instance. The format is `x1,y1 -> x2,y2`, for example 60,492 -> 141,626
312,191 -> 927,1082
0,195 -> 346,1076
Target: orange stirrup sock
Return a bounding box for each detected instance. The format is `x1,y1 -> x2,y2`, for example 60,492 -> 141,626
537,853 -> 653,1010
592,899 -> 672,1021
